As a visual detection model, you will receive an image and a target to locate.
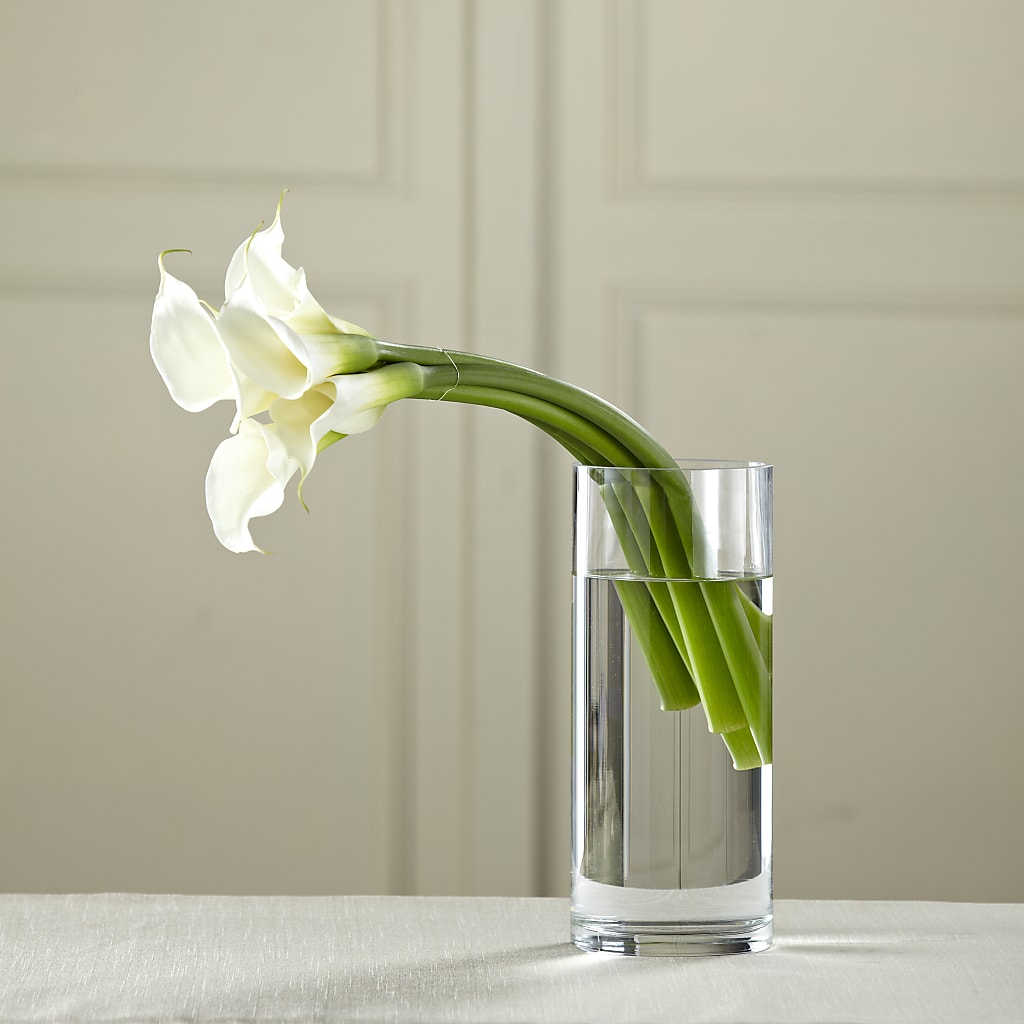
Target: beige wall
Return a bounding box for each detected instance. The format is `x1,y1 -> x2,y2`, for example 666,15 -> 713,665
1,0 -> 1022,902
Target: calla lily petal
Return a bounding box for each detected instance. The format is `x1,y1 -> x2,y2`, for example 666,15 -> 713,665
328,312 -> 375,338
270,389 -> 334,483
255,365 -> 430,513
231,374 -> 278,430
225,197 -> 373,339
279,268 -> 350,336
224,202 -> 302,317
312,363 -> 427,443
322,406 -> 386,436
150,255 -> 233,411
219,291 -> 380,401
205,419 -> 297,553
217,301 -> 309,399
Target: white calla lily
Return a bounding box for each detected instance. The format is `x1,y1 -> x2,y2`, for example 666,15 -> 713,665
152,200 -> 455,553
203,363 -> 432,552
151,200 -> 381,435
270,362 -> 431,486
217,290 -> 380,405
216,301 -> 312,401
315,362 -> 429,440
150,253 -> 234,412
267,388 -> 334,487
224,194 -> 374,339
205,418 -> 298,554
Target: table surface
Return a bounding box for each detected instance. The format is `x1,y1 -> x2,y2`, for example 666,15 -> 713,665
1,895 -> 1021,1024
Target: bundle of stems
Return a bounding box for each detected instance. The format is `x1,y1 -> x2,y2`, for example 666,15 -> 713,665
377,343 -> 772,770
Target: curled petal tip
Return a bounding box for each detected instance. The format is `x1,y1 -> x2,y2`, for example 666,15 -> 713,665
157,249 -> 192,274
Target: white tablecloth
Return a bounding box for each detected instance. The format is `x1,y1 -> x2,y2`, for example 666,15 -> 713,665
0,895 -> 1021,1023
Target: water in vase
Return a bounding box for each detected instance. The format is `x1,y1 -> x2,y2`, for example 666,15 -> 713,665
570,575 -> 773,955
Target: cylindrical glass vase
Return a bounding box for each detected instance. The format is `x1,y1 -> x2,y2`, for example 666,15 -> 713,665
571,461 -> 773,955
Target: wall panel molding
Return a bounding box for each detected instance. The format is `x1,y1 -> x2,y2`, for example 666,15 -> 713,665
0,272 -> 411,337
0,0 -> 411,197
610,286 -> 1024,323
606,284 -> 1024,416
608,0 -> 1024,203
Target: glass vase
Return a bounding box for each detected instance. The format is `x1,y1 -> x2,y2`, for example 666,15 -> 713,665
571,461 -> 773,955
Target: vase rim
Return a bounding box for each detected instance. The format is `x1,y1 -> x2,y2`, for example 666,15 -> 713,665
574,459 -> 771,471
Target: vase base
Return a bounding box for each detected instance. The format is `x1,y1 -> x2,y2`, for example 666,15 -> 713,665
571,915 -> 773,957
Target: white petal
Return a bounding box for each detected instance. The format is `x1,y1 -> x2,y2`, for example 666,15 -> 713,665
219,293 -> 379,398
224,203 -> 300,315
224,231 -> 254,305
231,373 -> 277,428
327,312 -> 375,339
269,390 -> 334,482
278,267 -> 339,335
224,197 -> 372,338
150,256 -> 233,411
205,419 -> 297,553
224,199 -> 315,321
312,363 -> 426,442
217,301 -> 309,399
322,406 -> 386,436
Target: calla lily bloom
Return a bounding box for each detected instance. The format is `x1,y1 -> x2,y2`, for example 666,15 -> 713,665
205,363 -> 432,553
150,253 -> 234,412
152,201 -> 444,553
215,292 -> 379,418
205,418 -> 294,554
219,198 -> 380,413
150,200 -> 380,430
224,198 -> 372,338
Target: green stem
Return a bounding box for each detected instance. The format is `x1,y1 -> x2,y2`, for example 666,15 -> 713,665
419,382 -> 753,735
738,585 -> 773,666
701,582 -> 772,763
721,726 -> 763,771
399,344 -> 771,765
421,389 -> 701,710
418,383 -> 638,468
381,342 -> 678,468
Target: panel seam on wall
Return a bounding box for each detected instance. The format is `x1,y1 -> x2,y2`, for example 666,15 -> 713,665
460,0 -> 478,891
